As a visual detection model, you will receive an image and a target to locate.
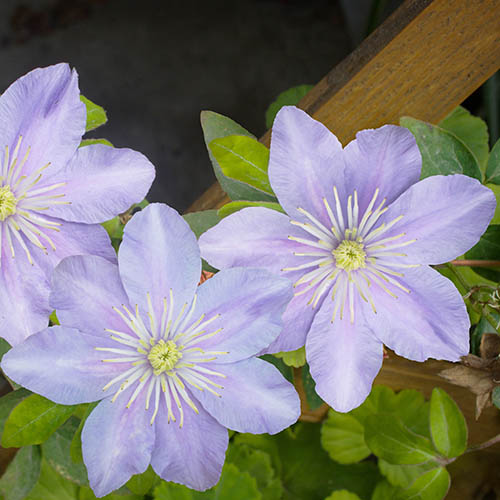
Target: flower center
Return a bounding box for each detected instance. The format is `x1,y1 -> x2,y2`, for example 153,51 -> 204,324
332,240 -> 366,271
148,339 -> 183,375
0,186 -> 17,221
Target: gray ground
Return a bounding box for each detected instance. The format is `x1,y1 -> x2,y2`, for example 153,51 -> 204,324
0,0 -> 352,211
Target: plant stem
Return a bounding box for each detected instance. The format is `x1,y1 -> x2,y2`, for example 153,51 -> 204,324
466,433 -> 500,453
451,259 -> 500,268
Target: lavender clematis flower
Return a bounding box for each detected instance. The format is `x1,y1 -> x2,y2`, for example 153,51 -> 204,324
199,106 -> 496,412
0,63 -> 155,346
2,203 -> 299,497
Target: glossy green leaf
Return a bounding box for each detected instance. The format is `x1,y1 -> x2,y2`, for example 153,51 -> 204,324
274,347 -> 306,368
429,388 -> 467,458
265,85 -> 314,129
42,417 -> 88,486
70,402 -> 96,464
324,490 -> 360,500
321,410 -> 370,464
492,386 -> 500,409
0,445 -> 41,500
485,138 -> 500,184
126,466 -> 158,495
396,467 -> 450,500
201,111 -> 274,202
153,463 -> 261,500
24,459 -> 77,500
364,414 -> 436,465
371,480 -> 401,500
378,460 -> 438,488
2,394 -> 76,447
400,117 -> 482,181
0,388 -> 32,439
226,443 -> 282,500
439,106 -> 489,169
350,386 -> 398,423
464,224 -> 500,281
81,96 -> 107,132
209,135 -> 272,195
218,200 -> 284,218
80,138 -> 113,148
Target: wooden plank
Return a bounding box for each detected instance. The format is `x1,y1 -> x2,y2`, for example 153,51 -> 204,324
188,0 -> 500,212
188,0 -> 500,446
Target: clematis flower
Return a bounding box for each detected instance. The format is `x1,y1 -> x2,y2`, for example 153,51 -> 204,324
2,203 -> 299,497
0,63 -> 155,346
199,106 -> 496,412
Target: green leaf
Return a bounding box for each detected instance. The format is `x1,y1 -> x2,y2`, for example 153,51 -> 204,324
260,354 -> 294,384
2,394 -> 76,447
274,347 -> 306,368
42,417 -> 89,486
371,480 -> 401,500
201,111 -> 274,202
80,138 -> 113,147
429,388 -> 467,458
364,414 -> 436,465
79,486 -> 142,500
265,85 -> 314,129
439,106 -> 489,169
0,338 -> 10,361
321,410 -> 371,464
126,466 -> 158,495
0,388 -> 32,439
49,310 -> 60,326
396,467 -> 450,500
70,402 -> 96,464
218,200 -> 284,218
0,445 -> 41,500
400,117 -> 482,181
226,443 -> 282,500
378,460 -> 437,488
183,210 -> 221,239
209,136 -> 272,195
464,223 -> 500,281
485,138 -> 500,184
81,96 -> 107,132
324,490 -> 361,500
302,363 -> 324,410
493,386 -> 500,409
24,459 -> 78,500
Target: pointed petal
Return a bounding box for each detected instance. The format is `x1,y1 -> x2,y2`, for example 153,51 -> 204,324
119,204 -> 201,322
50,255 -> 131,336
151,402 -> 228,491
189,267 -> 293,362
379,174 -> 496,264
366,265 -> 470,361
0,236 -> 51,345
194,358 -> 300,434
43,144 -> 155,223
82,389 -> 155,497
0,64 -> 85,178
268,106 -> 346,226
1,326 -> 123,404
344,125 -> 421,213
306,297 -> 383,412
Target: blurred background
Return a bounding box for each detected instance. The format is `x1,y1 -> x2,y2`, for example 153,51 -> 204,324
0,0 -> 410,211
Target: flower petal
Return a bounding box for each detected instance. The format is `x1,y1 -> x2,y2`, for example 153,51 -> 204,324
50,255 -> 131,336
268,106 -> 346,226
194,358 -> 300,434
151,402 -> 228,491
343,125 -> 421,213
0,238 -> 50,345
43,144 -> 155,223
119,204 -> 201,322
0,64 -> 85,178
189,267 -> 293,363
379,174 -> 496,264
306,297 -> 383,412
366,265 -> 470,361
82,389 -> 155,498
1,326 -> 123,404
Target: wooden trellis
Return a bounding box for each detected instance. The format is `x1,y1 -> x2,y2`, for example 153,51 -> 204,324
189,0 -> 500,451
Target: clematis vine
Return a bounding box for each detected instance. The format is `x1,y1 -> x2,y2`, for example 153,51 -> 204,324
2,203 -> 300,497
199,106 -> 496,412
0,63 -> 155,346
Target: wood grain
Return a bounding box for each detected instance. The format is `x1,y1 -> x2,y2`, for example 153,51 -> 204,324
187,0 -> 500,446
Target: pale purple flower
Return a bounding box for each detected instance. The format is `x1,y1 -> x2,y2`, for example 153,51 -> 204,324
0,63 -> 155,346
2,203 -> 299,497
199,106 -> 496,412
